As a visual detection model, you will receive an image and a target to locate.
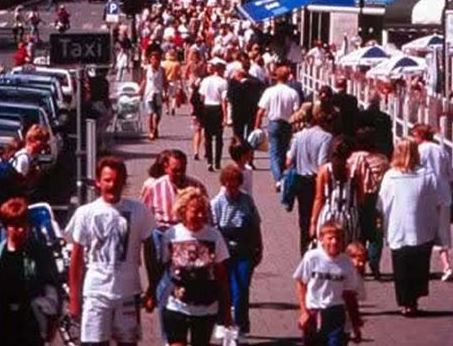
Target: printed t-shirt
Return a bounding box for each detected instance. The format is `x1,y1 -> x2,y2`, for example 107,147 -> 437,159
66,197 -> 155,300
163,223 -> 229,316
293,247 -> 358,309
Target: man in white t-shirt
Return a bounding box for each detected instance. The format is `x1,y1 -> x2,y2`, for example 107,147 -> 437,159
67,156 -> 156,345
293,222 -> 362,344
199,61 -> 228,171
140,51 -> 168,140
255,65 -> 299,190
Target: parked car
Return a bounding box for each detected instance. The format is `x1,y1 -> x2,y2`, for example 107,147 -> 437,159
0,73 -> 67,111
11,66 -> 76,110
0,85 -> 60,126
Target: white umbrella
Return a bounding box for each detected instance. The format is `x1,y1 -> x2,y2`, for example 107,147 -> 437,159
339,45 -> 389,67
402,34 -> 444,53
366,55 -> 427,80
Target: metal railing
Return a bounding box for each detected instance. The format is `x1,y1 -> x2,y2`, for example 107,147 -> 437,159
298,62 -> 453,162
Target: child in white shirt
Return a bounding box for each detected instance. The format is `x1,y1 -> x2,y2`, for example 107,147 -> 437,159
293,221 -> 362,345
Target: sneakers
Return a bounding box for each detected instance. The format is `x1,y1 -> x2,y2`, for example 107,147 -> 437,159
441,268 -> 452,282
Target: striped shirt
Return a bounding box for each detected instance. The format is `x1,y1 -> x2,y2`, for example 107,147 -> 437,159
348,151 -> 389,194
141,174 -> 206,229
211,190 -> 261,229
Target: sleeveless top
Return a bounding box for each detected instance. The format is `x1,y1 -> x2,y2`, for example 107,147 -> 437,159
317,163 -> 361,245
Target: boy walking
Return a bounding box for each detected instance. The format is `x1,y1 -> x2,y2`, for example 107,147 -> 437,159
293,222 -> 362,345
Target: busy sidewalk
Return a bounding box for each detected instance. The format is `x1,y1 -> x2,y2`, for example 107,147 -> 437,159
112,105 -> 453,346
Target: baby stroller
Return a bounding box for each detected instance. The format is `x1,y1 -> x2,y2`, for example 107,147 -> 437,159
28,203 -> 80,346
112,82 -> 143,133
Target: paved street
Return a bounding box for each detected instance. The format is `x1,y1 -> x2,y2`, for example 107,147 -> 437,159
0,1 -> 452,345
113,104 -> 453,346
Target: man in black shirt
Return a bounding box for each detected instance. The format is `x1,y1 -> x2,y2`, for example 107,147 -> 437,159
332,78 -> 358,137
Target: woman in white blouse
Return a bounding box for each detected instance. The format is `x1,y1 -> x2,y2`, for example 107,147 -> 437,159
378,139 -> 441,316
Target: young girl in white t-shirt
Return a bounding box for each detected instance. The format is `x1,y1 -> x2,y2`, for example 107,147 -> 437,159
293,221 -> 362,345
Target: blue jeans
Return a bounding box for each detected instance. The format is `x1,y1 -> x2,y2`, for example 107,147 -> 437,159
228,256 -> 252,333
304,305 -> 346,346
268,120 -> 292,183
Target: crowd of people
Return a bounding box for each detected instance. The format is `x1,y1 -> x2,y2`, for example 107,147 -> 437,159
0,0 -> 453,346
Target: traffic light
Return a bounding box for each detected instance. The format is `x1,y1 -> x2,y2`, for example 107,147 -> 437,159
121,0 -> 145,15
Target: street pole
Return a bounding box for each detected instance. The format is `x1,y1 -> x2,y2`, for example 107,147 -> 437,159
444,0 -> 451,98
76,68 -> 84,206
358,0 -> 364,44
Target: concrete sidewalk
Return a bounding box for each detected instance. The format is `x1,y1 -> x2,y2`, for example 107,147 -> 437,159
108,103 -> 453,346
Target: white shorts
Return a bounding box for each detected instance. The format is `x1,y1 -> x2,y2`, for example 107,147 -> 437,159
81,295 -> 142,343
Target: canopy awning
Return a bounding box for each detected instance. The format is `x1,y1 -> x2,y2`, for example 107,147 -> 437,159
412,0 -> 444,25
237,0 -> 355,24
384,0 -> 443,31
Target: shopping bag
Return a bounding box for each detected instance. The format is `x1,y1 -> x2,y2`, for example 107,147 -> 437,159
222,327 -> 239,346
247,128 -> 268,151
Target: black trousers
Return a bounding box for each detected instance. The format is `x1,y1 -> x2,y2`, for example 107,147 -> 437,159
163,309 -> 216,346
203,105 -> 223,166
295,175 -> 317,256
391,241 -> 433,307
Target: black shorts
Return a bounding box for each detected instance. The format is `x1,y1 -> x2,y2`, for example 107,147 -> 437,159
162,308 -> 216,346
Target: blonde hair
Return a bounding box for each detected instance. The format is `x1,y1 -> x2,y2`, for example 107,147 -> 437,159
319,221 -> 344,238
173,187 -> 209,223
391,138 -> 419,173
346,241 -> 367,259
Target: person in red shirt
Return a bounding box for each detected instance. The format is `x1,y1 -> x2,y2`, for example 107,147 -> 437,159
13,42 -> 29,66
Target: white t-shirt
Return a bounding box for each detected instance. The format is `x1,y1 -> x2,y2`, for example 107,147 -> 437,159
258,83 -> 300,122
144,66 -> 165,101
163,223 -> 229,316
199,75 -> 228,106
418,141 -> 453,205
66,197 -> 155,300
10,148 -> 32,176
293,247 -> 358,309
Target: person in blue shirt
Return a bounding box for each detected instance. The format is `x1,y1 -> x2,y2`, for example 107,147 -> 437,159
211,164 -> 263,336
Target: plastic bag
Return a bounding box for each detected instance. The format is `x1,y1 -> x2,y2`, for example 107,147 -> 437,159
247,129 -> 268,151
222,327 -> 239,346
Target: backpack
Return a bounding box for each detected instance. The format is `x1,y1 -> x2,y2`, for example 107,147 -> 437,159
0,153 -> 27,204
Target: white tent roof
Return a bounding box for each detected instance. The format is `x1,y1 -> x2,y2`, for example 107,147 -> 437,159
402,34 -> 443,53
366,55 -> 427,80
412,0 -> 444,25
339,45 -> 389,67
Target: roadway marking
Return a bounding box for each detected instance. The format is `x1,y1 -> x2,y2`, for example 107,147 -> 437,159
0,11 -> 8,16
0,21 -> 8,28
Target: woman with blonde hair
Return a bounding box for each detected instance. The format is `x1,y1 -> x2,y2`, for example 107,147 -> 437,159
161,187 -> 231,346
378,138 -> 441,316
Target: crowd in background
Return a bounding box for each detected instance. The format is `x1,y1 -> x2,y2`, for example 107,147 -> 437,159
0,0 -> 452,345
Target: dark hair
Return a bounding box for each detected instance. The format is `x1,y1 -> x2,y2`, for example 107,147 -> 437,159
330,135 -> 354,183
355,127 -> 376,152
220,164 -> 244,186
96,156 -> 127,183
229,137 -> 252,162
168,149 -> 188,166
411,123 -> 435,141
148,150 -> 172,179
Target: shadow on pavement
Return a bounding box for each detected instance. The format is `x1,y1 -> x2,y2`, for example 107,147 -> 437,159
249,302 -> 299,311
110,148 -> 158,161
245,335 -> 303,345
